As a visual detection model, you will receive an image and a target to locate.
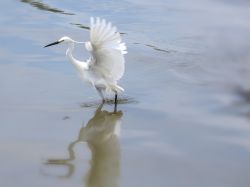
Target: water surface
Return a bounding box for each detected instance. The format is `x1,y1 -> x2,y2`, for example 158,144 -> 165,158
0,0 -> 250,187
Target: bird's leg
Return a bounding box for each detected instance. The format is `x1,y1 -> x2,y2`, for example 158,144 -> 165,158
115,92 -> 118,104
114,91 -> 118,113
95,87 -> 105,103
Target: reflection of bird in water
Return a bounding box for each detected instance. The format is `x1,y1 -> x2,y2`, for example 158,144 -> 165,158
45,103 -> 122,187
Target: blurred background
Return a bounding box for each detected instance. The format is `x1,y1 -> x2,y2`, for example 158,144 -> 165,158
0,0 -> 250,187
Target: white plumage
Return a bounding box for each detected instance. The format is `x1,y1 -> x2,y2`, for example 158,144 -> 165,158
87,17 -> 127,88
44,17 -> 127,104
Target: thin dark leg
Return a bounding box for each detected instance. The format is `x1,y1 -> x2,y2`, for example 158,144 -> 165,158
114,92 -> 118,113
115,92 -> 118,105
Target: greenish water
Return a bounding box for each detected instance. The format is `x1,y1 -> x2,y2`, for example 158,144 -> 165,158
0,0 -> 250,187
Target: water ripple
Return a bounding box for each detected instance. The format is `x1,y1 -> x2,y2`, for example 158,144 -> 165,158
80,96 -> 138,108
20,0 -> 74,15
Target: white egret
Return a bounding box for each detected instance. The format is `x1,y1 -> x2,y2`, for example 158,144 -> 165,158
44,17 -> 127,105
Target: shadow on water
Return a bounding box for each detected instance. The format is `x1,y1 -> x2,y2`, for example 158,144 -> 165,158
43,103 -> 122,187
20,0 -> 74,15
236,88 -> 250,103
228,87 -> 250,119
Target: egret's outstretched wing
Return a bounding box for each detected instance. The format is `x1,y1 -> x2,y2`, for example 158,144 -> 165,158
86,17 -> 127,81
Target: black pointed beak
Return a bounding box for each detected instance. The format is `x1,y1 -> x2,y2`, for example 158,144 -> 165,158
44,40 -> 63,48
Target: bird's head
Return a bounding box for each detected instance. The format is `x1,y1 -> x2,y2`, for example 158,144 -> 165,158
44,36 -> 83,48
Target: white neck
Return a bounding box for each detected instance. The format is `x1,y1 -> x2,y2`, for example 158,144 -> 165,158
66,42 -> 88,73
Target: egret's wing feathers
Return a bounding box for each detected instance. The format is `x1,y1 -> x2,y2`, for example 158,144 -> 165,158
88,17 -> 127,81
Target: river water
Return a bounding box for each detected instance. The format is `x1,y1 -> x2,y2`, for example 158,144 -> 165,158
0,0 -> 250,187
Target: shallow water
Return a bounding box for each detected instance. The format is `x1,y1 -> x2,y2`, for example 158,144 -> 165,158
1,0 -> 250,187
